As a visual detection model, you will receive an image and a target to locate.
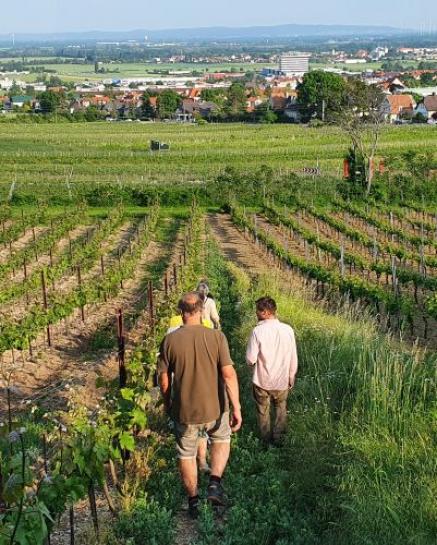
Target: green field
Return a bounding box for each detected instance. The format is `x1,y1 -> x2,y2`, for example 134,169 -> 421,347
1,123 -> 436,191
2,57 -> 395,84
2,60 -> 275,82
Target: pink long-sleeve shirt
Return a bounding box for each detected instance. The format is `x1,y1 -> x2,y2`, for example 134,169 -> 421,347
246,319 -> 298,391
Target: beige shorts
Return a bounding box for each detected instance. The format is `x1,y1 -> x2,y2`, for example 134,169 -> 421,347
174,412 -> 231,459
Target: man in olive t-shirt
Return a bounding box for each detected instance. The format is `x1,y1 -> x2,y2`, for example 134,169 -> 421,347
158,291 -> 242,518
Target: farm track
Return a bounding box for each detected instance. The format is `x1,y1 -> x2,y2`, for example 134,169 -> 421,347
208,213 -> 305,292
0,216 -> 181,415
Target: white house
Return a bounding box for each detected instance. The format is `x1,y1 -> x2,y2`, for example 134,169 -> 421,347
415,95 -> 437,121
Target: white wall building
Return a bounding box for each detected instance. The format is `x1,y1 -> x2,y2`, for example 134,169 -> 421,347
279,53 -> 310,76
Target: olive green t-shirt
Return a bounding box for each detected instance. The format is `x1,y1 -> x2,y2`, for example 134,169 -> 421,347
157,325 -> 234,424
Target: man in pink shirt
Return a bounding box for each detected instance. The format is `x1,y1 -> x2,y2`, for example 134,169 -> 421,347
246,296 -> 298,444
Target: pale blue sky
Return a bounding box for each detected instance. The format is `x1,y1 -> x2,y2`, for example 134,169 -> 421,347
0,0 -> 436,34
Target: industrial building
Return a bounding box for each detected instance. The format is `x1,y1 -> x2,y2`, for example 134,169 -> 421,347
279,53 -> 310,75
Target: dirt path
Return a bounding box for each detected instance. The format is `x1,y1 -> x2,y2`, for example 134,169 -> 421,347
208,213 -> 278,278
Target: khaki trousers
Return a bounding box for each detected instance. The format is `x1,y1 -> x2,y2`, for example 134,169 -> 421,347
252,384 -> 289,442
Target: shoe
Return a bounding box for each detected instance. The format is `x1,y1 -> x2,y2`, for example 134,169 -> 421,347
271,436 -> 285,447
207,480 -> 227,507
188,497 -> 199,519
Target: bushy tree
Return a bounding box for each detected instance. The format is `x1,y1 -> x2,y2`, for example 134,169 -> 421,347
200,88 -> 226,106
38,91 -> 61,114
141,93 -> 156,119
157,90 -> 180,119
336,79 -> 385,195
226,83 -> 247,117
297,71 -> 346,120
254,102 -> 277,124
8,80 -> 22,97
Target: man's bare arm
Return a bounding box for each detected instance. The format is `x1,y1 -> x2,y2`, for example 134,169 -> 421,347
221,365 -> 242,432
158,371 -> 172,412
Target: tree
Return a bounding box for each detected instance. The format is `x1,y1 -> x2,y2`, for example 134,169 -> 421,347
226,83 -> 246,117
38,91 -> 61,114
48,75 -> 63,87
200,88 -> 225,105
9,80 -> 22,97
84,105 -> 104,122
254,102 -> 278,124
420,72 -> 435,86
141,93 -> 156,119
297,71 -> 346,120
337,80 -> 385,196
157,90 -> 180,119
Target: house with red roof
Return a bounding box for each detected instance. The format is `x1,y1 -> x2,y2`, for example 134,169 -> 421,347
415,94 -> 437,121
381,94 -> 415,122
246,96 -> 264,112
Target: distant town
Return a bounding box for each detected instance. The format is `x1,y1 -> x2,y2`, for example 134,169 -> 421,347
1,40 -> 437,124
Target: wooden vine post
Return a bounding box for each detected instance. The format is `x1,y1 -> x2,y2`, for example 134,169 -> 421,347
69,506 -> 75,545
173,262 -> 178,287
118,249 -> 123,289
77,266 -> 85,322
148,280 -> 154,328
23,257 -> 29,306
32,227 -> 37,261
100,255 -> 107,302
339,245 -> 345,277
41,270 -> 51,347
117,308 -> 126,388
164,271 -> 169,297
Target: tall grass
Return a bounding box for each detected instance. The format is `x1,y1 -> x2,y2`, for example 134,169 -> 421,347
204,254 -> 436,544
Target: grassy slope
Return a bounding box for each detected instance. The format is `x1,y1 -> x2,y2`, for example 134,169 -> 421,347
112,234 -> 436,545
203,254 -> 436,544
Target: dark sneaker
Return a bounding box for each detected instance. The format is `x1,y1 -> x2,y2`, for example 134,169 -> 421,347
207,481 -> 227,507
271,435 -> 285,447
188,497 -> 199,519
